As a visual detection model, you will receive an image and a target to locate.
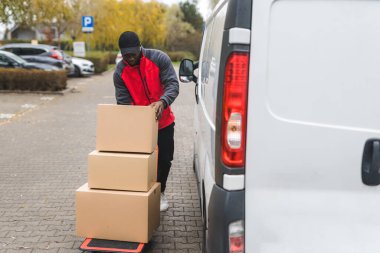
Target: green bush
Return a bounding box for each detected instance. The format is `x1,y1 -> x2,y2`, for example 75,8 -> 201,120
167,51 -> 196,62
85,52 -> 110,74
0,69 -> 67,91
88,56 -> 109,73
108,52 -> 119,64
66,51 -> 111,73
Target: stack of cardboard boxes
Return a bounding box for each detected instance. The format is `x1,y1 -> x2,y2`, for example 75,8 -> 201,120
76,104 -> 160,243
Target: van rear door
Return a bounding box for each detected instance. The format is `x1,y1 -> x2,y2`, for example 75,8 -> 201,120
246,1 -> 380,252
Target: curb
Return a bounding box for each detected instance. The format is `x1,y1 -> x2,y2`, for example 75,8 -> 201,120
0,86 -> 76,96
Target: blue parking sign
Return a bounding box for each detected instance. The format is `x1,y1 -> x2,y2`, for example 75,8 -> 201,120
82,16 -> 94,33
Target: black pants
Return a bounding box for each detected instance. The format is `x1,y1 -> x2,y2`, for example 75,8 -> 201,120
157,122 -> 175,193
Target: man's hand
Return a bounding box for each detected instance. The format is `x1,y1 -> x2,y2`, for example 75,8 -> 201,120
150,100 -> 165,121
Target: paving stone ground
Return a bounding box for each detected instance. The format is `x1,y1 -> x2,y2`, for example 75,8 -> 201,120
0,68 -> 202,253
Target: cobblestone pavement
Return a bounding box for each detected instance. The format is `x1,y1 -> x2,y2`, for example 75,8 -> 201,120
0,68 -> 202,253
0,93 -> 56,125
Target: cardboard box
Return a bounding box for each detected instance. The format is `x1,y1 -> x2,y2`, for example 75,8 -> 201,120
96,104 -> 158,153
88,149 -> 157,192
76,182 -> 160,243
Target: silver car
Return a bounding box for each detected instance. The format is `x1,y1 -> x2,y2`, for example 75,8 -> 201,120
71,57 -> 95,77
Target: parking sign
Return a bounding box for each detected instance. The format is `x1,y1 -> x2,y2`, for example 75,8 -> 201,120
82,16 -> 94,33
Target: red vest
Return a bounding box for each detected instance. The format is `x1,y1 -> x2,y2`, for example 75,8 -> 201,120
121,55 -> 175,129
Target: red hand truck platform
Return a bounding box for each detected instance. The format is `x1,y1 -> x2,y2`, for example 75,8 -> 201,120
80,238 -> 145,253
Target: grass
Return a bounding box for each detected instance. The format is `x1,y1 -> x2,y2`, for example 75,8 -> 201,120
107,64 -> 116,71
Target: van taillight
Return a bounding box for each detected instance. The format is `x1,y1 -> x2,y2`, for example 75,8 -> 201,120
229,220 -> 245,253
221,52 -> 249,167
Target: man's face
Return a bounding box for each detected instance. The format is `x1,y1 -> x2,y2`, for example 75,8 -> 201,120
122,50 -> 140,66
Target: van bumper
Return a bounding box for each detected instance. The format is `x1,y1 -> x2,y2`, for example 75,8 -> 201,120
207,184 -> 245,253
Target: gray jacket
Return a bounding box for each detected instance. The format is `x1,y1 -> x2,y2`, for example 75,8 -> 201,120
113,47 -> 179,108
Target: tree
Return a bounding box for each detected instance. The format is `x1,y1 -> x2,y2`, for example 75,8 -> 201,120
165,4 -> 194,51
136,1 -> 167,49
30,0 -> 76,45
0,0 -> 31,25
53,0 -> 76,46
179,0 -> 203,32
71,0 -> 169,51
1,0 -> 202,53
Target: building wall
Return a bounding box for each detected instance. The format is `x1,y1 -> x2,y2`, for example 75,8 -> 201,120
12,28 -> 36,40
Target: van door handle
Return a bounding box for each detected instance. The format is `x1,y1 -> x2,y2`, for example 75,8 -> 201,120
362,139 -> 380,186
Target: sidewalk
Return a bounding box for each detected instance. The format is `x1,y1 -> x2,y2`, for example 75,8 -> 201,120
0,69 -> 202,253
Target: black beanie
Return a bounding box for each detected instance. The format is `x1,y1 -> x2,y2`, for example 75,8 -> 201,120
118,31 -> 141,55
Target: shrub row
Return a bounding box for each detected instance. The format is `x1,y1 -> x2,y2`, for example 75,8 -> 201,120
83,51 -> 110,73
1,40 -> 198,62
105,50 -> 195,63
108,52 -> 118,64
65,49 -> 195,73
167,51 -> 196,62
0,69 -> 67,91
65,51 -> 112,73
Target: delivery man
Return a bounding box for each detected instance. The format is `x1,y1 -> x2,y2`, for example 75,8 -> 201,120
113,31 -> 179,212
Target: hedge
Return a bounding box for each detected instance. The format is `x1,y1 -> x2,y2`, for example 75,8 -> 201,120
65,51 -> 110,74
84,52 -> 110,74
107,50 -> 193,63
108,52 -> 118,64
63,50 -> 194,72
0,69 -> 67,91
167,51 -> 196,62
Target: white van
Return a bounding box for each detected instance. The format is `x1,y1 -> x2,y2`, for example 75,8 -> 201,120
179,0 -> 380,252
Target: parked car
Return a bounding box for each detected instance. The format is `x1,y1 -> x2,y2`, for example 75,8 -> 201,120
115,51 -> 122,65
0,43 -> 75,75
179,0 -> 380,252
0,50 -> 60,71
71,57 -> 95,77
61,51 -> 75,75
16,54 -> 63,68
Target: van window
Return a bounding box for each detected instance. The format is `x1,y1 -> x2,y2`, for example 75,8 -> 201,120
200,21 -> 214,84
205,4 -> 228,120
199,2 -> 228,124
